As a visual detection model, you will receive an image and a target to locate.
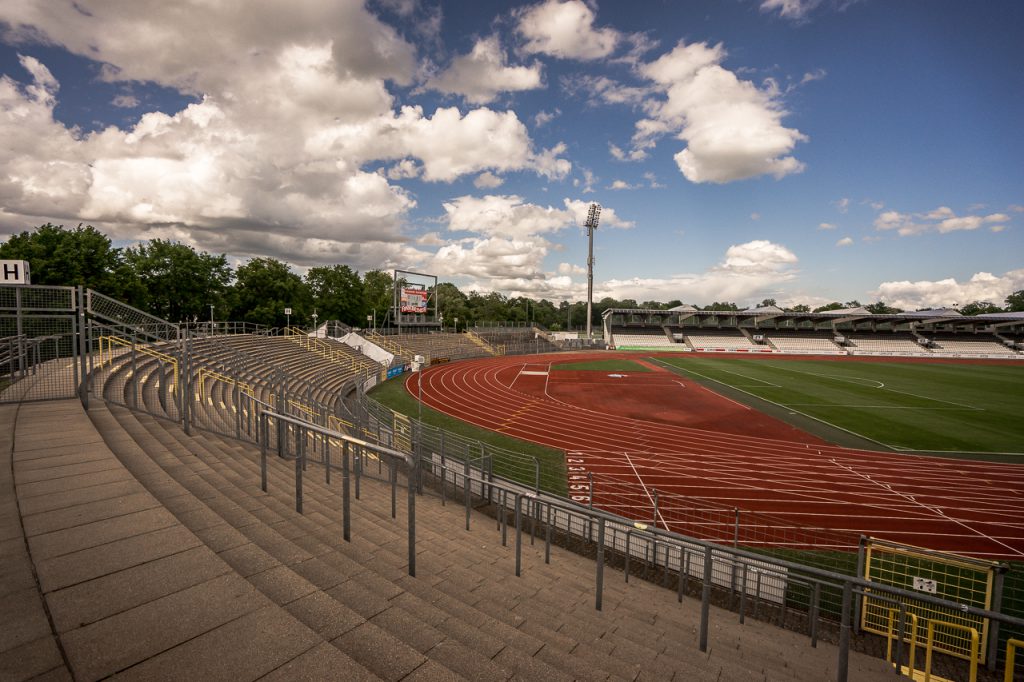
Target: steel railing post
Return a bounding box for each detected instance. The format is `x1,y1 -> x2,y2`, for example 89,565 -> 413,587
810,582 -> 821,647
407,457 -> 416,577
699,545 -> 713,652
294,426 -> 304,514
390,460 -> 397,519
544,502 -> 552,564
342,441 -> 351,542
514,493 -> 522,577
354,448 -> 361,500
464,457 -> 471,531
652,487 -> 659,526
259,413 -> 268,492
76,286 -> 88,408
837,580 -> 853,682
595,517 -> 606,611
853,535 -> 867,634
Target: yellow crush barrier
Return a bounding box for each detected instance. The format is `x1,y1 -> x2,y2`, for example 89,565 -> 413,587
1006,639 -> 1023,682
197,368 -> 254,400
885,609 -> 920,678
924,621 -> 979,682
97,335 -> 178,389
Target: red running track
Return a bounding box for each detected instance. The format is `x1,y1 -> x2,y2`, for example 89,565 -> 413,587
406,353 -> 1024,560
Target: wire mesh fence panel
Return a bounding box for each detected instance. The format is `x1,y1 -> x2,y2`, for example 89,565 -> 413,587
0,305 -> 78,403
861,537 -> 1000,664
0,285 -> 76,312
87,289 -> 179,341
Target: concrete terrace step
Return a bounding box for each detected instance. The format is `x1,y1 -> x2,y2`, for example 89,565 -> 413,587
3,399 -> 367,682
99,401 -> 895,681
93,403 -> 508,681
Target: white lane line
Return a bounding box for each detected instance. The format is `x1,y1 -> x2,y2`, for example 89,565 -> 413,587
621,451 -> 668,529
829,459 -> 1024,559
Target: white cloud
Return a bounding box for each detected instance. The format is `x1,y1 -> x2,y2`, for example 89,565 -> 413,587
473,171 -> 504,189
836,236 -> 853,247
426,195 -> 633,295
0,6 -> 579,271
834,197 -> 850,213
609,142 -> 647,162
873,270 -> 1024,310
534,109 -> 559,127
558,262 -> 586,275
818,222 -> 836,230
515,0 -> 620,61
990,224 -> 1007,233
112,94 -> 139,108
759,0 -> 823,20
424,35 -> 543,104
598,239 -> 799,303
564,75 -> 651,106
387,158 -> 421,179
874,206 -> 1013,237
800,68 -> 827,85
750,212 -> 761,221
1009,204 -> 1024,213
608,179 -> 638,190
632,41 -> 806,184
643,171 -> 664,188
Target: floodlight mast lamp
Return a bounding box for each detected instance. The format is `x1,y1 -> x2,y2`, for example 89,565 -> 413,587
584,203 -> 602,339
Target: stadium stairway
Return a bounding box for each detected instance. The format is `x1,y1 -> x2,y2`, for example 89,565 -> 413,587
3,395 -> 898,679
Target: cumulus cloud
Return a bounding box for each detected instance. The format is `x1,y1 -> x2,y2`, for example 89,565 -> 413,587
473,171 -> 504,189
834,197 -> 850,213
874,206 -> 1012,237
873,270 -> 1024,310
631,41 -> 806,183
836,236 -> 853,247
598,239 -> 799,302
426,194 -> 633,296
424,35 -> 543,104
609,143 -> 647,162
515,0 -> 620,60
818,222 -> 836,230
608,179 -> 638,190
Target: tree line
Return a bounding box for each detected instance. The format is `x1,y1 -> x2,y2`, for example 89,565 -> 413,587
2,224 -> 1021,330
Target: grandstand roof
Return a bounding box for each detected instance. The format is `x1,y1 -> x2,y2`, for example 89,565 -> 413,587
601,306 -> 1024,331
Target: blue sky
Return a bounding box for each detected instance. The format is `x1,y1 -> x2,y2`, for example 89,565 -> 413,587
1,0 -> 1022,309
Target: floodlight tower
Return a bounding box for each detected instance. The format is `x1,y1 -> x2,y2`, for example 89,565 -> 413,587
584,202 -> 602,339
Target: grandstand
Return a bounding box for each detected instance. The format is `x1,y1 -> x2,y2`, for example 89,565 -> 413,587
928,333 -> 1017,355
685,329 -> 763,352
470,325 -> 560,355
365,330 -> 492,364
4,284 -> 1024,682
602,306 -> 1024,358
609,326 -> 679,349
845,332 -> 930,355
763,330 -> 846,354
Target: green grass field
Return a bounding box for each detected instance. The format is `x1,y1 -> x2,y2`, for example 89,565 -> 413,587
654,356 -> 1024,458
368,375 -> 568,494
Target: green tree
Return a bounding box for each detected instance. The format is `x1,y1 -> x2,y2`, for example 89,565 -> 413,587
958,301 -> 1003,316
0,223 -> 130,295
864,301 -> 904,314
231,258 -> 310,327
435,282 -> 469,330
1005,290 -> 1024,312
704,301 -> 740,311
786,304 -> 811,313
813,302 -> 844,313
362,270 -> 394,325
123,240 -> 232,323
306,264 -> 365,326
759,298 -> 778,308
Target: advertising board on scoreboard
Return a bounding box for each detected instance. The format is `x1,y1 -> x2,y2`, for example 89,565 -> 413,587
400,287 -> 428,314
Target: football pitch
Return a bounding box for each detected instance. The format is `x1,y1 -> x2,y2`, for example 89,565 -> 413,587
653,355 -> 1024,459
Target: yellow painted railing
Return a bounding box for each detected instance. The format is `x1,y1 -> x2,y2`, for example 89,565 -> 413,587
1006,639 -> 1023,682
924,620 -> 979,682
97,335 -> 178,389
197,367 -> 253,400
885,608 -> 920,678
